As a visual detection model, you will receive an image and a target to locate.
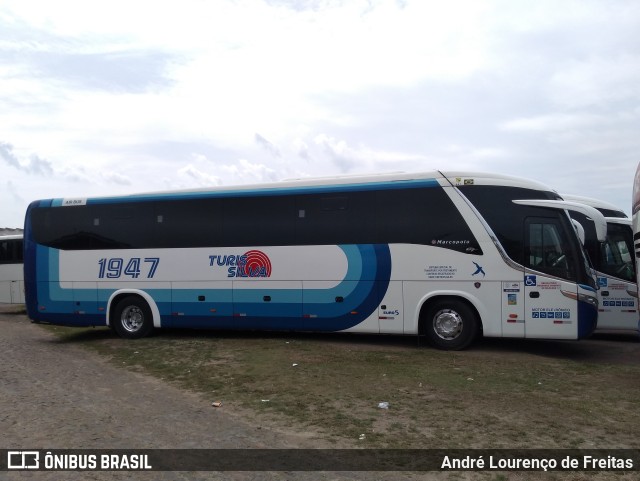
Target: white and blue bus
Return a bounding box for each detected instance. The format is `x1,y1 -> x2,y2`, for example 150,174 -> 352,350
561,194 -> 637,333
24,171 -> 605,349
633,163 -> 640,306
0,234 -> 25,304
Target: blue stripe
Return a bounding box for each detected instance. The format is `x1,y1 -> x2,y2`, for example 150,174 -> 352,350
577,299 -> 598,338
26,244 -> 392,332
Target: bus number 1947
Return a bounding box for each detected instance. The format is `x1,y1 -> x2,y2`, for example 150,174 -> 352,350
97,257 -> 160,279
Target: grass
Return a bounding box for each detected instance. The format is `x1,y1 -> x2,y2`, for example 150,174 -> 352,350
41,324 -> 640,453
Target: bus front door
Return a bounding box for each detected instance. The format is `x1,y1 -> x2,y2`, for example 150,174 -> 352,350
523,218 -> 580,339
595,223 -> 638,331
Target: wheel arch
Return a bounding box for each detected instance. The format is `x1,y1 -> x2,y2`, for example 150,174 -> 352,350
417,292 -> 484,337
106,289 -> 162,329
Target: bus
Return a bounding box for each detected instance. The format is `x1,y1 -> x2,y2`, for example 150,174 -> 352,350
632,163 -> 640,335
0,234 -> 25,304
23,171 -> 606,349
561,194 -> 637,333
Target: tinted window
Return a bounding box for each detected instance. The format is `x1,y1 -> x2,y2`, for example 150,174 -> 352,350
153,198 -> 224,248
459,186 -> 560,264
376,187 -> 481,253
525,218 -> 575,280
568,211 -> 599,267
297,191 -> 377,245
597,208 -> 626,218
31,203 -> 153,249
0,239 -> 23,264
224,196 -> 296,246
599,223 -> 635,282
30,185 -> 480,253
568,212 -> 636,283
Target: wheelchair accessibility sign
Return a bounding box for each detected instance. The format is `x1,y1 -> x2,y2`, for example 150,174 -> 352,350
525,275 -> 537,286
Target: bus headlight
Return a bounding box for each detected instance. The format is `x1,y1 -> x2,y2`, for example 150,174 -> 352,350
561,290 -> 598,309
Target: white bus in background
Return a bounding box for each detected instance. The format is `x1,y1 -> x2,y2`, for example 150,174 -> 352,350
561,194 -> 637,333
633,164 -> 640,335
24,171 -> 606,349
0,234 -> 25,304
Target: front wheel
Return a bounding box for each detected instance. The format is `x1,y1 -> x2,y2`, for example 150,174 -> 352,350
111,296 -> 154,339
423,300 -> 479,350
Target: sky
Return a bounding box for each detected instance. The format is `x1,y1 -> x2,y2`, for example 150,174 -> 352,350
1,0 -> 639,228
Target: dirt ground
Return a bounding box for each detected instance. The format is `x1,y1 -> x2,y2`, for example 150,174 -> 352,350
0,306 -> 372,481
1,304 -> 638,481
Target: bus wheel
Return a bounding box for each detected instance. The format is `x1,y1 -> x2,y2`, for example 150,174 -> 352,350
423,300 -> 478,350
112,296 -> 154,339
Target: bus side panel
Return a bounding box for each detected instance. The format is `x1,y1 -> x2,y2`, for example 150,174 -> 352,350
27,280 -> 101,327
501,281 -> 525,337
232,280 -> 303,328
169,281 -> 234,327
0,264 -> 23,303
378,281 -> 404,334
13,280 -> 25,304
32,246 -> 76,322
30,243 -> 391,332
73,282 -> 98,318
0,281 -> 12,303
30,249 -> 103,326
0,235 -> 24,304
402,281 -> 502,337
0,264 -> 24,304
100,284 -> 172,326
596,277 -> 638,330
523,276 -> 595,339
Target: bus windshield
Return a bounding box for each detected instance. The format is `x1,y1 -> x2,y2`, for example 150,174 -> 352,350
458,185 -> 595,289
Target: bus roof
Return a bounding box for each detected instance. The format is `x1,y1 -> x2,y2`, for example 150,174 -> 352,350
560,194 -> 627,218
34,171 -> 559,206
130,170 -> 556,196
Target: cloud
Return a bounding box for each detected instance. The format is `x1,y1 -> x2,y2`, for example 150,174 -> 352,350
218,158 -> 278,184
500,113 -> 612,133
292,138 -> 311,160
175,155 -> 277,188
548,55 -> 640,109
101,170 -> 132,186
29,50 -> 176,93
315,134 -> 358,172
5,179 -> 24,203
178,164 -> 222,187
313,134 -> 431,173
0,141 -> 54,175
0,0 -> 638,225
0,141 -> 20,168
27,153 -> 54,176
255,133 -> 281,158
441,144 -> 510,163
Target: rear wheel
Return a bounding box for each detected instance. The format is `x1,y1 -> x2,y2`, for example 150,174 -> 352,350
111,296 -> 154,339
423,299 -> 479,350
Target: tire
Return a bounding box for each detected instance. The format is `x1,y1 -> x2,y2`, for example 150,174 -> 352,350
111,296 -> 154,339
423,299 -> 479,350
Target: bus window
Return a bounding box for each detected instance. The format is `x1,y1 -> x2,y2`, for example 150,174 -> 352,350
525,218 -> 573,280
599,224 -> 635,282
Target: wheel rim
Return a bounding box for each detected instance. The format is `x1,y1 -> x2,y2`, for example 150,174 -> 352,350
120,306 -> 144,333
432,309 -> 463,340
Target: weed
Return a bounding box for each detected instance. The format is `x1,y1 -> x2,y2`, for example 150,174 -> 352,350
43,326 -> 640,451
